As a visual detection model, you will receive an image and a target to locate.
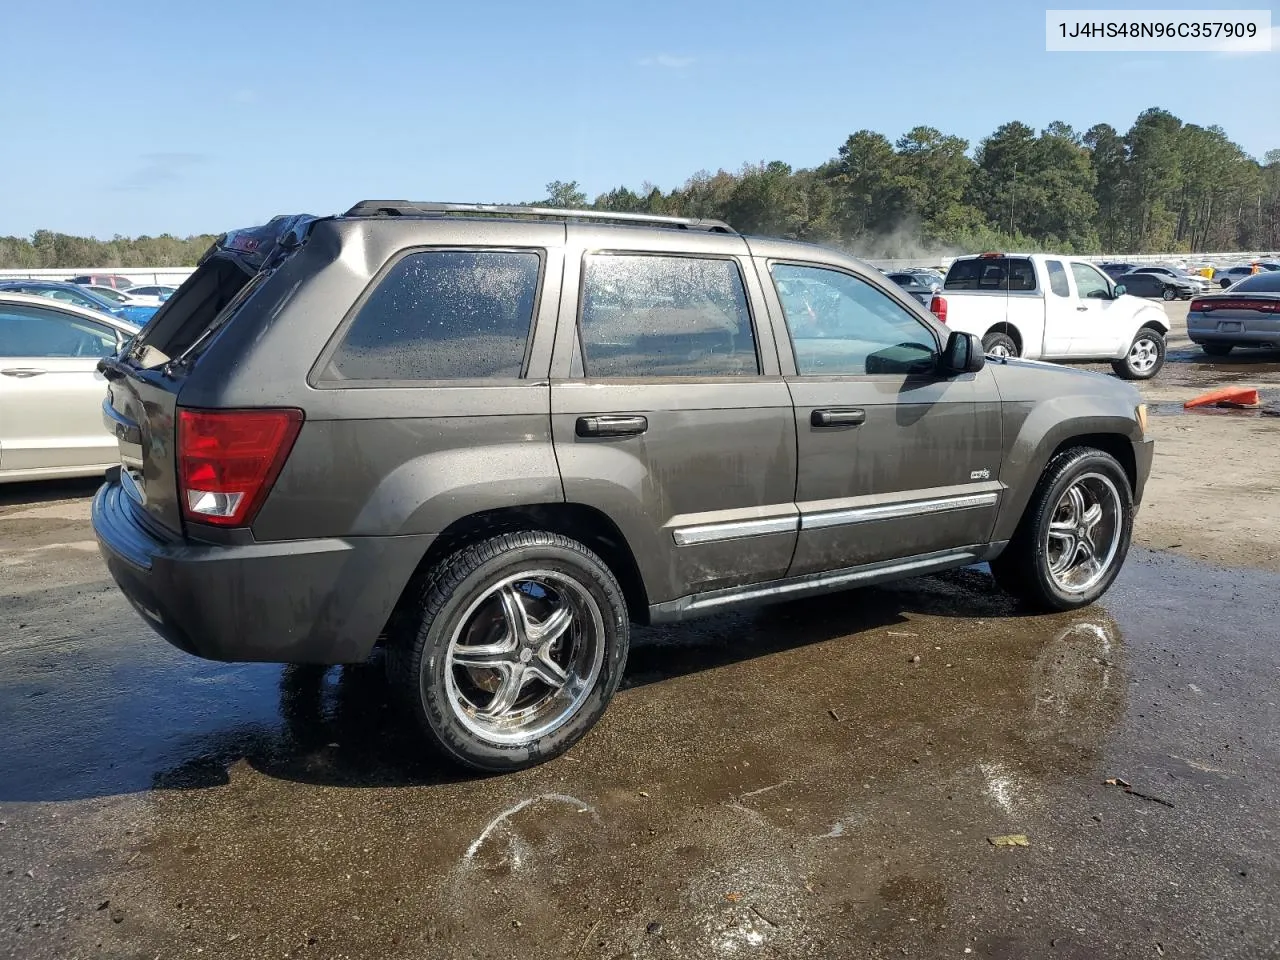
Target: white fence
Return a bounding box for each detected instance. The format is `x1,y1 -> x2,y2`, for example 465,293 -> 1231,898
0,267 -> 197,286
872,251 -> 1280,271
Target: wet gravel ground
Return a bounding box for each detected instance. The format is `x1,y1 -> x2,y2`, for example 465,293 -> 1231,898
1,482 -> 1278,959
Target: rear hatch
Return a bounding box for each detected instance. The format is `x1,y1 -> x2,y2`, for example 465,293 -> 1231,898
98,214 -> 315,535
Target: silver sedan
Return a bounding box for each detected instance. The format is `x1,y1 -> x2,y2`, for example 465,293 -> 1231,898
1187,271 -> 1280,357
0,292 -> 140,482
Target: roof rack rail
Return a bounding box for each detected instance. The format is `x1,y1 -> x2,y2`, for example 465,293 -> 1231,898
341,201 -> 737,234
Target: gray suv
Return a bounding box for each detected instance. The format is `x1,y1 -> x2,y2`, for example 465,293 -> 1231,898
92,202 -> 1154,771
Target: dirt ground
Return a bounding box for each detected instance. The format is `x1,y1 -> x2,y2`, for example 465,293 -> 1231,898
1118,302 -> 1280,572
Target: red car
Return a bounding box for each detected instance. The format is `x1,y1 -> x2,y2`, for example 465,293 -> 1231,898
67,274 -> 134,290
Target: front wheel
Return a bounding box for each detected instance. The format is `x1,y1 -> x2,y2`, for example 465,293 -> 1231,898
1111,326 -> 1165,380
1161,286 -> 1177,301
386,531 -> 630,772
982,331 -> 1019,358
990,448 -> 1134,611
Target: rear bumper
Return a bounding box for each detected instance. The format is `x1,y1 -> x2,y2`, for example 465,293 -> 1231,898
1187,328 -> 1280,347
92,480 -> 433,664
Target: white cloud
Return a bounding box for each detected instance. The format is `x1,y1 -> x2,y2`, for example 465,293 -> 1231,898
112,153 -> 209,192
1209,24 -> 1278,56
637,53 -> 696,68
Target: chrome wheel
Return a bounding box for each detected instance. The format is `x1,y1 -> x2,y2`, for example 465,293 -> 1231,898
444,570 -> 605,746
1045,473 -> 1123,594
987,342 -> 1013,358
1127,336 -> 1160,374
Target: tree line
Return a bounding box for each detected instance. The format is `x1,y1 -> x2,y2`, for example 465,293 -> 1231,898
3,106 -> 1276,269
0,230 -> 218,271
538,106 -> 1280,258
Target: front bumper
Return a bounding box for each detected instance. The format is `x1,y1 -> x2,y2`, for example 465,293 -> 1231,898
1133,437 -> 1155,508
92,480 -> 433,664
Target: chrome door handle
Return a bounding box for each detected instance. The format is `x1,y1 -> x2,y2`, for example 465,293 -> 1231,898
811,407 -> 866,427
1,368 -> 47,378
576,415 -> 648,438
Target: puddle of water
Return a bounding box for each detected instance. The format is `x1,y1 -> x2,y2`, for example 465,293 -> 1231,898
1149,397 -> 1280,417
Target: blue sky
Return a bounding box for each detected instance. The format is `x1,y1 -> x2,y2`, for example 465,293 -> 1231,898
2,0 -> 1276,238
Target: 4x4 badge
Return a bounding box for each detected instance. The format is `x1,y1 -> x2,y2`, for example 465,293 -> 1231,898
970,468 -> 991,481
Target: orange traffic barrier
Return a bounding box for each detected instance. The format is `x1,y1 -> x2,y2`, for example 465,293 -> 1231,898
1184,387 -> 1260,409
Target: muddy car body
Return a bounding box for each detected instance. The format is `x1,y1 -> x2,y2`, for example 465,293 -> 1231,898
93,203 -> 1153,770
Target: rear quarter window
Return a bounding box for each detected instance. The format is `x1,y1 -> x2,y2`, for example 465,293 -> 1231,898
943,257 -> 1037,292
323,250 -> 541,382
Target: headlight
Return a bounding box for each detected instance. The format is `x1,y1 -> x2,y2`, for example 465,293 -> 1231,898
1135,403 -> 1148,436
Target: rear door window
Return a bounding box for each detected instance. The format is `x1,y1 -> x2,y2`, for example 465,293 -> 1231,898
578,254 -> 759,378
325,250 -> 541,382
944,257 -> 1037,292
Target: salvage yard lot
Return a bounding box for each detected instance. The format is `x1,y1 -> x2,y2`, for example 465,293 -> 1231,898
1,302 -> 1278,959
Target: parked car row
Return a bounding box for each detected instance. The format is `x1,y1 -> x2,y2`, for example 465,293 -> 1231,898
0,280 -> 158,326
1099,262 -> 1209,299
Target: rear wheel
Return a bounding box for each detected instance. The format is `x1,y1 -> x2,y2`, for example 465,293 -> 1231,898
1202,343 -> 1233,357
990,448 -> 1134,611
1111,326 -> 1165,380
386,531 -> 629,772
982,331 -> 1019,358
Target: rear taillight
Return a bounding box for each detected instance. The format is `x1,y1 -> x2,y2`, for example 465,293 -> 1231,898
177,408 -> 303,527
1195,298 -> 1279,314
929,295 -> 948,323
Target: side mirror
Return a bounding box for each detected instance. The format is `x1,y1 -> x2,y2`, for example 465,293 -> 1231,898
1113,284 -> 1127,297
941,330 -> 985,374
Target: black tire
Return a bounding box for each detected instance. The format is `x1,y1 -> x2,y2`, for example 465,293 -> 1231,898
1161,286 -> 1176,301
1202,343 -> 1233,357
1111,325 -> 1166,380
990,447 -> 1134,612
385,531 -> 629,772
982,331 -> 1019,358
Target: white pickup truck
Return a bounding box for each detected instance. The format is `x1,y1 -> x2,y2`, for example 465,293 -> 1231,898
927,253 -> 1171,379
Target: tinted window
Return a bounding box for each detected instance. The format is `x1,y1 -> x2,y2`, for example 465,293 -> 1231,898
0,304 -> 118,357
1231,272 -> 1280,293
327,250 -> 540,382
772,264 -> 937,377
943,257 -> 1036,292
579,254 -> 758,378
1045,260 -> 1071,297
1071,262 -> 1111,299
1119,274 -> 1152,295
